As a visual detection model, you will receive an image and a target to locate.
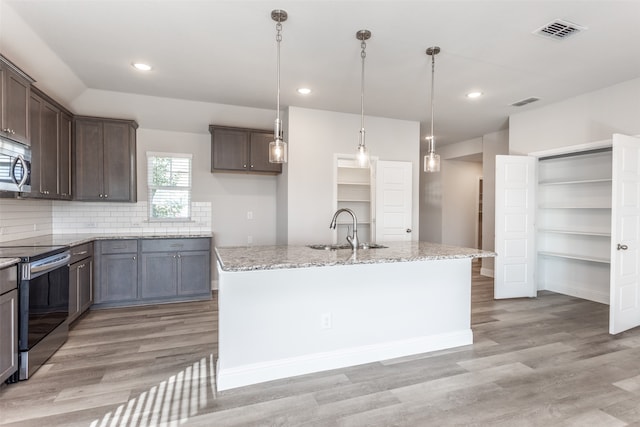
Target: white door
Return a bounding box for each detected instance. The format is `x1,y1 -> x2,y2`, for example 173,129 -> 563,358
610,134 -> 640,334
495,155 -> 537,299
375,161 -> 413,242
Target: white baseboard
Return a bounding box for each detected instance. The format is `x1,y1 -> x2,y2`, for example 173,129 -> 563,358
480,268 -> 494,278
544,281 -> 609,305
216,329 -> 473,391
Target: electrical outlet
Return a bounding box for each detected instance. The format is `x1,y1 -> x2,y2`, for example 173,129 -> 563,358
247,235 -> 253,244
321,312 -> 332,329
247,211 -> 253,220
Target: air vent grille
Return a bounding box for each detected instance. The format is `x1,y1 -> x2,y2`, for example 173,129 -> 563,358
511,97 -> 540,107
534,19 -> 586,40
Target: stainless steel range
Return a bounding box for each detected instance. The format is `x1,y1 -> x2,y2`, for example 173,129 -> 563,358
0,245 -> 70,381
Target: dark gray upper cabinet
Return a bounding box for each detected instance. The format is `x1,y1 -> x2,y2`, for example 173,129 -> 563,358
209,125 -> 282,174
74,116 -> 138,202
26,89 -> 73,200
0,55 -> 33,146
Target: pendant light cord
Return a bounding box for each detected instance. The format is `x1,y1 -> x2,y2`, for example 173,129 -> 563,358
276,21 -> 282,127
360,38 -> 366,137
429,52 -> 435,153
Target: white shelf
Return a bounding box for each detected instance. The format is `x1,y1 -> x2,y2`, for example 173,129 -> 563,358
539,205 -> 611,209
539,251 -> 610,264
337,181 -> 369,186
539,178 -> 612,186
337,198 -> 370,203
538,229 -> 611,237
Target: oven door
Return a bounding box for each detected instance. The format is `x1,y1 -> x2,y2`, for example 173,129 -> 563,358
18,264 -> 69,352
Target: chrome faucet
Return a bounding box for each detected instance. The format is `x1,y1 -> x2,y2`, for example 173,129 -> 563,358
329,208 -> 359,250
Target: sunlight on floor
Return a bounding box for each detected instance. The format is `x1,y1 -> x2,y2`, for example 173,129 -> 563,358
90,354 -> 216,427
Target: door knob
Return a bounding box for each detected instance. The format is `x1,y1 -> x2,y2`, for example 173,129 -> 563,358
406,228 -> 412,233
617,244 -> 629,250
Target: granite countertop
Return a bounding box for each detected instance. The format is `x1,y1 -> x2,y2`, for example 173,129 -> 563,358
0,258 -> 20,269
215,241 -> 495,272
0,233 -> 214,248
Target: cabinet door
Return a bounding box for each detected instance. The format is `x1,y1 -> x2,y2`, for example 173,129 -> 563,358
2,67 -> 30,145
98,253 -> 138,303
58,112 -> 72,199
103,121 -> 134,201
40,100 -> 59,196
74,119 -> 104,200
140,252 -> 178,298
68,262 -> 80,322
177,251 -> 211,296
211,127 -> 249,171
250,132 -> 282,173
78,258 -> 93,313
0,289 -> 18,383
28,94 -> 42,196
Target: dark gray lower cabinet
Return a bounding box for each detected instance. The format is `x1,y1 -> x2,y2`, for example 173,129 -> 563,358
68,242 -> 94,323
0,265 -> 18,384
94,238 -> 211,308
94,240 -> 138,305
140,238 -> 211,299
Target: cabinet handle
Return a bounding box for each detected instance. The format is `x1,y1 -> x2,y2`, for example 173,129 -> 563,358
250,165 -> 254,168
243,164 -> 247,168
104,194 -> 108,198
132,256 -> 137,260
177,254 -> 181,258
617,244 -> 629,251
406,228 -> 412,233
73,250 -> 88,256
99,194 -> 103,198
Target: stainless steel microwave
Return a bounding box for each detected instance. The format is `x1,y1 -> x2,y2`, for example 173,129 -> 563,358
0,137 -> 31,193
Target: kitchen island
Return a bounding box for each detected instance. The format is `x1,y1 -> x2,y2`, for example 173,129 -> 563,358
215,241 -> 494,391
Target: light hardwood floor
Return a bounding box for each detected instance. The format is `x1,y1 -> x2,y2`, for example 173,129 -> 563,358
3,261 -> 640,426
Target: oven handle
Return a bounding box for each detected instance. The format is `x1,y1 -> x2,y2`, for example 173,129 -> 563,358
30,253 -> 71,276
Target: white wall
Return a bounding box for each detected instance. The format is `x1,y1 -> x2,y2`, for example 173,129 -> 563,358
420,137 -> 483,245
442,160 -> 483,248
283,107 -> 420,245
0,199 -> 52,243
510,77 -> 640,154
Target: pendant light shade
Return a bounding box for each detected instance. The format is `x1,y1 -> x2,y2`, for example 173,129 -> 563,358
356,29 -> 371,168
424,46 -> 441,173
269,9 -> 288,164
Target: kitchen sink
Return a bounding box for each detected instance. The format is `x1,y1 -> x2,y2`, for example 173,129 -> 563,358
307,243 -> 388,250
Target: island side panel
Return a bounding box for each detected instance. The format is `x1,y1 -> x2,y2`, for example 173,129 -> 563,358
216,257 -> 472,391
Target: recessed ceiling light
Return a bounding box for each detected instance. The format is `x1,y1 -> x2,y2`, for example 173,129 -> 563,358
132,63 -> 152,71
466,91 -> 483,99
297,88 -> 311,95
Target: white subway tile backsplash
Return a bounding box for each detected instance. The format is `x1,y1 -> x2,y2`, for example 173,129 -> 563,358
51,201 -> 212,235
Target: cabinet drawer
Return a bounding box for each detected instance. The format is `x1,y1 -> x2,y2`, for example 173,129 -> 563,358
140,238 -> 210,253
99,240 -> 137,254
0,265 -> 18,294
70,242 -> 94,263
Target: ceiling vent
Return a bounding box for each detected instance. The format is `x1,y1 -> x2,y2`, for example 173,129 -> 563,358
511,97 -> 540,107
533,19 -> 586,40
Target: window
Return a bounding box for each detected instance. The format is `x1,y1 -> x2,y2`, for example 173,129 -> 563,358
147,152 -> 192,220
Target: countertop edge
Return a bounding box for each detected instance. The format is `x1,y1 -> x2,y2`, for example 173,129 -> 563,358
215,244 -> 496,273
0,258 -> 20,269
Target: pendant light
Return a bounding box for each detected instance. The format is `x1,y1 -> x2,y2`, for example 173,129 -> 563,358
269,9 -> 288,164
424,46 -> 441,173
356,29 -> 371,168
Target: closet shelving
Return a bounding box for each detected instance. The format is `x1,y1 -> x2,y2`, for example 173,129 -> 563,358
335,157 -> 374,243
536,148 -> 612,304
